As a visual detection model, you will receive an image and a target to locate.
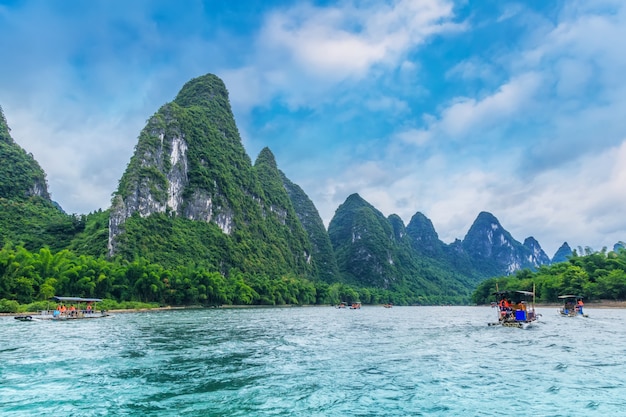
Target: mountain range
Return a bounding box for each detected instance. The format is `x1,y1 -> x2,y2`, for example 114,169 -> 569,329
0,75 -> 592,302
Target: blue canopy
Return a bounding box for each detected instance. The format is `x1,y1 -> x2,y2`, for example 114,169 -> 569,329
51,296 -> 103,302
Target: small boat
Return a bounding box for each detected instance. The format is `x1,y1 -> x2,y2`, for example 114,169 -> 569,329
557,295 -> 588,317
350,302 -> 362,309
383,303 -> 393,308
488,286 -> 539,329
15,296 -> 111,321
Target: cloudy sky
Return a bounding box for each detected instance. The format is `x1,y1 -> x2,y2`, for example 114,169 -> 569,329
1,0 -> 626,256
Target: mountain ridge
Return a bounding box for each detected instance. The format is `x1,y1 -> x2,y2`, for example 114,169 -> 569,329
1,74 -> 619,304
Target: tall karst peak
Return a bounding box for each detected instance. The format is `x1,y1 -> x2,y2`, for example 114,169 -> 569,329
0,105 -> 50,200
463,211 -> 510,250
253,146 -> 295,222
173,73 -> 229,109
328,193 -> 399,288
406,211 -> 445,257
523,236 -> 551,265
108,73 -> 254,255
463,211 -> 550,275
406,212 -> 439,242
254,147 -> 289,208
552,242 -> 573,263
107,74 -> 314,279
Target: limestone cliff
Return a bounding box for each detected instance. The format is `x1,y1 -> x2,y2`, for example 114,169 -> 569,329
107,74 -> 313,278
462,212 -> 550,275
109,74 -> 250,255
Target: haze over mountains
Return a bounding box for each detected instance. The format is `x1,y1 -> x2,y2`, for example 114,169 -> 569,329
4,74 -> 620,303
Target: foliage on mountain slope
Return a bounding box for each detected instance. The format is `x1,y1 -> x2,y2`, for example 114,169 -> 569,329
472,247 -> 626,304
328,193 -> 475,304
0,106 -> 50,201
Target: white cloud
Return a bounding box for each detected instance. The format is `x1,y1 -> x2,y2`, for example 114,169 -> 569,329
317,137 -> 626,257
391,72 -> 543,151
261,0 -> 457,80
394,128 -> 431,146
438,73 -> 542,139
5,106 -> 141,214
229,0 -> 461,111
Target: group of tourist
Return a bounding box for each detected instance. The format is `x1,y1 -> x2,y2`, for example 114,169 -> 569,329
52,303 -> 93,317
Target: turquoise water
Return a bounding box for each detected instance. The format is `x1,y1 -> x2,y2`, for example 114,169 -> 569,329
1,306 -> 625,416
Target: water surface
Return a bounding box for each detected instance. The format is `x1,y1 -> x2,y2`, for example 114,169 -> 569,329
1,306 -> 625,416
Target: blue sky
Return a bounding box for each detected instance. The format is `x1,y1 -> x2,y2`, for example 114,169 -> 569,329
1,0 -> 626,257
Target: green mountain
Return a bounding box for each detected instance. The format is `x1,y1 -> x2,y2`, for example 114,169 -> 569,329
0,74 -> 584,306
462,211 -> 545,276
552,242 -> 573,263
327,193 -> 474,303
280,170 -> 340,283
0,106 -> 49,201
108,74 -> 314,278
0,106 -> 93,252
252,147 -> 313,276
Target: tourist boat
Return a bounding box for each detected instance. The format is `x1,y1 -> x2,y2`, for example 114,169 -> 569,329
488,286 -> 538,329
557,295 -> 588,317
14,296 -> 111,321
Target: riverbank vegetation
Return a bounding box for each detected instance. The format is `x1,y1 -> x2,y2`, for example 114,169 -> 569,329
472,247 -> 626,304
0,244 -> 409,313
3,244 -> 624,313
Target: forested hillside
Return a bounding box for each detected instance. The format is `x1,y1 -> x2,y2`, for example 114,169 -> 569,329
472,247 -> 626,304
3,74 -> 623,310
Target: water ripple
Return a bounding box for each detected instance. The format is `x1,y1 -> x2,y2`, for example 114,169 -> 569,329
2,307 -> 626,415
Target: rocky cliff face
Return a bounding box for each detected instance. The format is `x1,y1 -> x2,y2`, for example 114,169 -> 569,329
523,236 -> 551,266
108,75 -> 250,255
107,74 -> 314,278
462,212 -> 550,275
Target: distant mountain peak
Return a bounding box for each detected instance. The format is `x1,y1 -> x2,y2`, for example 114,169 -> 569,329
463,212 -> 550,275
523,236 -> 551,265
552,242 -> 573,263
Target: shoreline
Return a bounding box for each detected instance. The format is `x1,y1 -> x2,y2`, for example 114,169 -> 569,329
3,299 -> 626,317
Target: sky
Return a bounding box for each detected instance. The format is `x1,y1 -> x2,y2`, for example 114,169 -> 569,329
1,0 -> 626,257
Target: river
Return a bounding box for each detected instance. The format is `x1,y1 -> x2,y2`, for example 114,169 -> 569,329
1,306 -> 625,416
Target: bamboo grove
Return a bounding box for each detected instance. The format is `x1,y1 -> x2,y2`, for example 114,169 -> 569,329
0,244 -> 401,313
